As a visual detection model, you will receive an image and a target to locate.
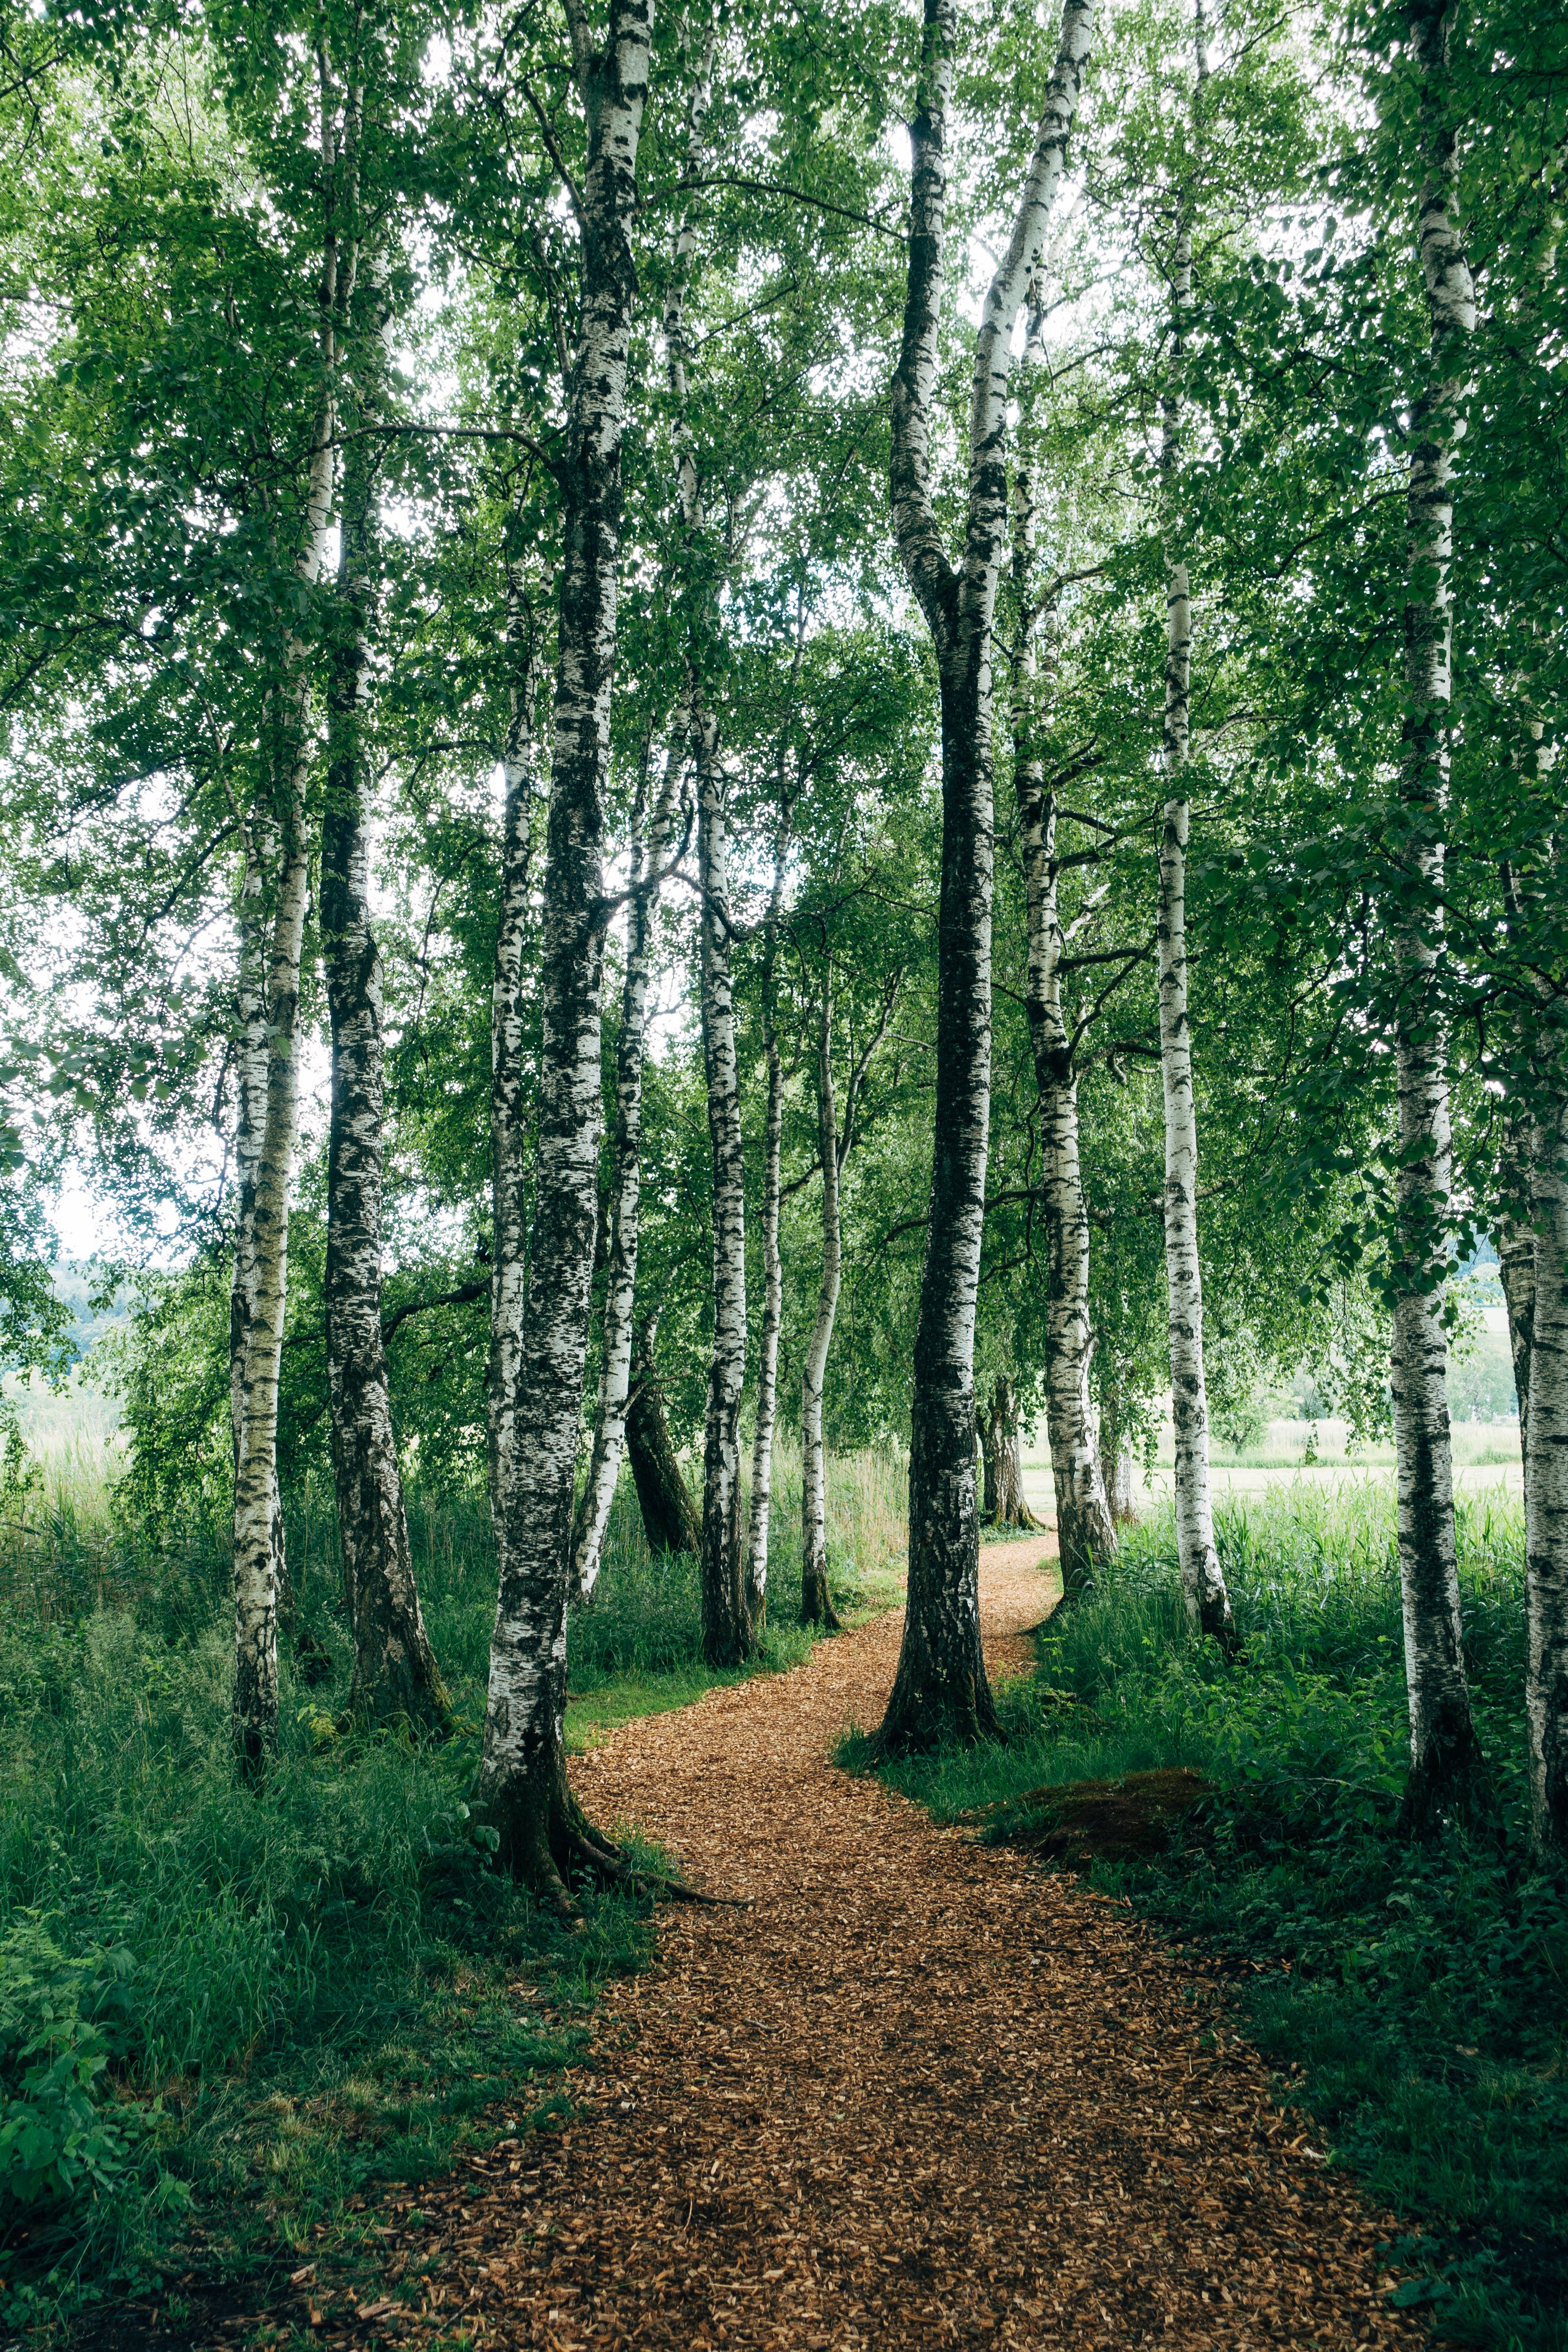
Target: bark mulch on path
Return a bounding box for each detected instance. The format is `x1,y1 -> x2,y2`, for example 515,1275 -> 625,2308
251,1546 -> 1423,2350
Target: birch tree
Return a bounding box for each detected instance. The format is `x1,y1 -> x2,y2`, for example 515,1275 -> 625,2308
486,555 -> 546,1582
476,0 -> 658,1904
321,271 -> 449,1736
802,955 -> 898,1626
1154,1 -> 1232,1646
872,0 -> 1095,1756
1007,438 -> 1115,1597
232,44 -> 354,1773
742,800 -> 790,1632
1526,1035 -> 1568,1858
696,713 -> 753,1665
1388,0 -> 1487,1831
569,743 -> 684,1602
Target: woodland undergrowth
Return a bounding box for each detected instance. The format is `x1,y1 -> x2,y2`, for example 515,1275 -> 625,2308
0,1438 -> 903,2328
859,1483 -> 1568,2352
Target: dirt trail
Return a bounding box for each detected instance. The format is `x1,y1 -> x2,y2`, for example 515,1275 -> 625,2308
370,1544 -> 1417,2349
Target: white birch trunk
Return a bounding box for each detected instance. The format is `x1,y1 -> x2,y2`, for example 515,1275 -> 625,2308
1526,1092 -> 1568,1856
486,586 -> 543,1582
1389,0 -> 1486,1830
1009,450 -> 1115,1596
874,0 -> 1095,1758
476,0 -> 655,1904
742,815 -> 789,1630
232,108 -> 343,1765
322,282 -> 449,1736
697,713 -> 751,1666
800,973 -> 843,1632
1155,14 -> 1232,1647
569,744 -> 682,1603
228,809 -> 286,1623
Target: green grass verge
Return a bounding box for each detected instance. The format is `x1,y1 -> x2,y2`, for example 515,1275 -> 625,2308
846,1482 -> 1568,2352
0,1443 -> 906,2334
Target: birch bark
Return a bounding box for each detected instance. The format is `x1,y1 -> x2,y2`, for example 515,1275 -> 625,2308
697,715 -> 752,1666
476,0 -> 656,1906
1155,12 -> 1232,1647
228,809 -> 286,1627
800,970 -> 843,1630
486,569 -> 545,1582
1389,0 -> 1487,1831
873,0 -> 1094,1757
569,745 -> 682,1603
1009,455 -> 1115,1596
1526,1083 -> 1568,1856
742,812 -> 790,1632
1498,1111 -> 1536,1496
232,59 -> 348,1770
322,285 -> 449,1736
800,965 -> 896,1626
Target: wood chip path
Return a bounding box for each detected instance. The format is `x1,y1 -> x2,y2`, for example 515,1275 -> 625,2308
354,1542 -> 1420,2351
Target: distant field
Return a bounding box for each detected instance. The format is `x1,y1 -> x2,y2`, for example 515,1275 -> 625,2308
1021,1414 -> 1526,1524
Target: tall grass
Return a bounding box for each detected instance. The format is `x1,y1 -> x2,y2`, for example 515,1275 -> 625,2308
0,1434 -> 906,2322
860,1478 -> 1568,2352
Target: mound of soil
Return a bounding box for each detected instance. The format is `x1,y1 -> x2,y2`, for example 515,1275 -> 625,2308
1001,1766 -> 1213,1866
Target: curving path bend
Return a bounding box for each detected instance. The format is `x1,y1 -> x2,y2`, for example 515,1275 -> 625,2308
373,1543 -> 1419,2350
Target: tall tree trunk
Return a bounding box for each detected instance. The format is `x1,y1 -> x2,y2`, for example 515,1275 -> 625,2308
980,1375 -> 1035,1529
232,693 -> 315,1772
1498,1115 -> 1536,1495
743,812 -> 790,1631
1009,450 -> 1115,1597
800,972 -> 844,1630
697,715 -> 752,1666
1155,22 -> 1232,1649
570,744 -> 682,1603
872,0 -> 1094,1758
1526,1088 -> 1568,1857
322,289 -> 449,1737
486,570 -> 544,1583
626,1317 -> 701,1557
1390,0 -> 1487,1834
476,0 -> 655,1910
232,64 -> 348,1769
228,810 -> 288,1632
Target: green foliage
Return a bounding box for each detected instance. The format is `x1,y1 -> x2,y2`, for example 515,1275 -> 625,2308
0,1437 -> 903,2319
859,1485 -> 1568,2351
0,1917 -> 141,2213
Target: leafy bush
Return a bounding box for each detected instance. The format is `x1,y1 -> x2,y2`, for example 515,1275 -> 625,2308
0,1917 -> 136,2210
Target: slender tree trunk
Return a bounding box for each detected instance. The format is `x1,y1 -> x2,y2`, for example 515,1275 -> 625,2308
872,0 -> 1094,1757
626,1317 -> 701,1557
1156,29 -> 1232,1648
1526,1090 -> 1568,1857
1498,1117 -> 1536,1494
570,745 -> 682,1603
232,84 -> 346,1766
476,0 -> 656,1910
801,972 -> 844,1630
228,810 -> 288,1630
1098,1396 -> 1139,1526
232,705 -> 314,1771
980,1375 -> 1035,1529
322,298 -> 449,1737
1390,0 -> 1487,1834
697,716 -> 752,1666
486,579 -> 543,1582
743,815 -> 790,1631
1009,452 -> 1115,1596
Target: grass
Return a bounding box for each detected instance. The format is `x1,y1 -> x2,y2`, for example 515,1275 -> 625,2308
848,1479 -> 1568,2352
0,1432 -> 907,2333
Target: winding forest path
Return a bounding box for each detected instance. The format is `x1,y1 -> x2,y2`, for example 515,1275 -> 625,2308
379,1544 -> 1417,2350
